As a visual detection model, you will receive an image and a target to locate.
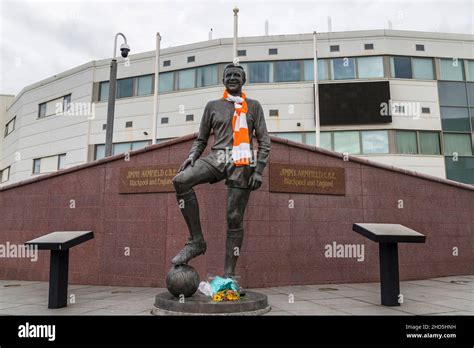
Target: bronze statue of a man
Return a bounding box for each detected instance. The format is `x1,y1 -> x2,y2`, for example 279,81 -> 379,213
171,63 -> 271,280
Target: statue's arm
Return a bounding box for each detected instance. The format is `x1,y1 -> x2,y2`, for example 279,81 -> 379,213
253,101 -> 271,175
189,102 -> 212,160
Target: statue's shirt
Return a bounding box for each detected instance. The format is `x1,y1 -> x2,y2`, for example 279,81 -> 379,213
189,98 -> 271,175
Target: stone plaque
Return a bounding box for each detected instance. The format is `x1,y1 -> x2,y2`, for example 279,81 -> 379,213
119,165 -> 179,194
269,163 -> 345,195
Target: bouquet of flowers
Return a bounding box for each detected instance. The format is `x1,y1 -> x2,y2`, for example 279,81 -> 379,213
212,289 -> 240,302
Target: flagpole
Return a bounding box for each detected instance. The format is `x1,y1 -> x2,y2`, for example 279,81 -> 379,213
313,31 -> 320,147
152,32 -> 161,145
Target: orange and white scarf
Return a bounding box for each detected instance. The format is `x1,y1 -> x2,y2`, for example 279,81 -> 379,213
224,90 -> 251,166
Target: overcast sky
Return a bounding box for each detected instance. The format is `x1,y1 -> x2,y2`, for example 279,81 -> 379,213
0,0 -> 473,95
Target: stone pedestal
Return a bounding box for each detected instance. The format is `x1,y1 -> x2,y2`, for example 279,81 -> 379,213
152,291 -> 271,316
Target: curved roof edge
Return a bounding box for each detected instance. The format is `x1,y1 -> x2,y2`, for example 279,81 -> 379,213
0,133 -> 472,193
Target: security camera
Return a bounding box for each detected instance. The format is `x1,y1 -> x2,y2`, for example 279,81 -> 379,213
120,43 -> 130,58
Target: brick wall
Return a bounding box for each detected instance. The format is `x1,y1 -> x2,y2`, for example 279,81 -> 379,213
0,135 -> 472,288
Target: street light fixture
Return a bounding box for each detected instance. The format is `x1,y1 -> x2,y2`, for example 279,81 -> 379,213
105,33 -> 130,157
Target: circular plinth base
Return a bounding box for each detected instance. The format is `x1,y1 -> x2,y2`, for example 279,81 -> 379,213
152,291 -> 271,316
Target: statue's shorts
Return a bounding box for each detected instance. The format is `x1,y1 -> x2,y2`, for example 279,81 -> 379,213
196,153 -> 255,190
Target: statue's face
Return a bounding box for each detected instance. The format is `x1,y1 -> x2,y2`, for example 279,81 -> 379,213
223,67 -> 245,95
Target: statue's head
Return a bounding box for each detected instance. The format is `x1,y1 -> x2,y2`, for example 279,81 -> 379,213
223,63 -> 246,95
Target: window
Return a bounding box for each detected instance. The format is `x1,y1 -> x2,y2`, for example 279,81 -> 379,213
319,132 -> 332,150
161,117 -> 169,124
237,50 -> 246,57
137,75 -> 153,96
333,131 -> 360,154
438,82 -> 468,107
186,114 -> 194,122
303,59 -> 327,81
102,124 -> 107,130
187,56 -> 195,63
440,107 -> 470,132
33,159 -> 41,174
415,44 -> 425,51
248,62 -> 272,83
0,167 -> 10,183
331,58 -> 356,80
163,60 -> 171,67
4,116 -> 15,137
467,60 -> 474,82
443,133 -> 472,156
361,130 -> 389,154
113,142 -> 131,155
273,132 -> 302,142
396,131 -> 418,154
95,140 -> 152,160
159,72 -> 174,92
99,81 -> 109,101
95,144 -> 105,160
38,95 -> 71,118
125,121 -> 133,128
32,154 -> 65,174
117,77 -> 133,98
275,60 -> 301,82
131,140 -> 150,150
439,58 -> 464,81
197,65 -> 218,87
419,132 -> 441,155
178,69 -> 196,89
330,45 -> 340,52
364,43 -> 374,50
357,56 -> 384,78
269,109 -> 279,117
38,103 -> 47,118
412,57 -> 434,79
421,107 -> 430,114
63,94 -> 71,112
391,56 -> 412,79
445,157 -> 474,184
467,83 -> 474,106
58,154 -> 66,170
268,48 -> 278,55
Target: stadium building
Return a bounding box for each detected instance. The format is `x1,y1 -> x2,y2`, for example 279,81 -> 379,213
1,29 -> 474,186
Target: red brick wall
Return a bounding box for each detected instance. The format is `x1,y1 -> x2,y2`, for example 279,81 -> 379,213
0,136 -> 473,288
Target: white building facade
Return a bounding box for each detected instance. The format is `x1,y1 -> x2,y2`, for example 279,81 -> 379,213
1,29 -> 474,186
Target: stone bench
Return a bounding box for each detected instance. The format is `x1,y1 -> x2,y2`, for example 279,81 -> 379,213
25,231 -> 94,309
352,223 -> 426,306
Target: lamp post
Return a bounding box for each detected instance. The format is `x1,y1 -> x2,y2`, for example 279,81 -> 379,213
105,33 -> 131,157
313,31 -> 320,147
152,33 -> 161,145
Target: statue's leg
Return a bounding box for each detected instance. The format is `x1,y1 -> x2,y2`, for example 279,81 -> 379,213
224,186 -> 251,278
171,161 -> 218,265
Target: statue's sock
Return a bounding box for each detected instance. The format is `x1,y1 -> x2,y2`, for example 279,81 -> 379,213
176,189 -> 204,242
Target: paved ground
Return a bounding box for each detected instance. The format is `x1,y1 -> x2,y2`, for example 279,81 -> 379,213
0,275 -> 473,315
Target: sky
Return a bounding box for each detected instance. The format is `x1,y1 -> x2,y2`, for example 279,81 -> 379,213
0,0 -> 473,95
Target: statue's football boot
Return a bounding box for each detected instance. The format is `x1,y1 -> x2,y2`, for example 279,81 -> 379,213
171,238 -> 207,265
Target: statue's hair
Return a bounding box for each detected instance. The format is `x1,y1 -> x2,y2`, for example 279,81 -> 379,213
223,63 -> 246,82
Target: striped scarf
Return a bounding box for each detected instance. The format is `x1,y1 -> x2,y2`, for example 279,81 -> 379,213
224,90 -> 251,166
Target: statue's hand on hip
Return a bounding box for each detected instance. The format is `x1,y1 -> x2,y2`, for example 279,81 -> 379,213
248,172 -> 263,190
178,156 -> 195,173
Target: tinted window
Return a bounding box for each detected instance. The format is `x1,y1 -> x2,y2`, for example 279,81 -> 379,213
275,61 -> 301,82
391,56 -> 412,78
117,78 -> 133,98
332,58 -> 356,80
438,82 -> 467,107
